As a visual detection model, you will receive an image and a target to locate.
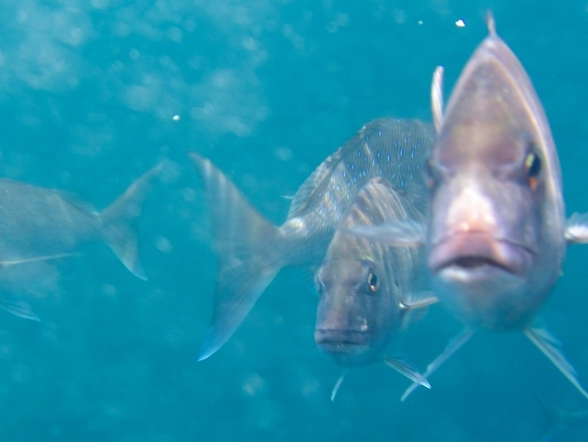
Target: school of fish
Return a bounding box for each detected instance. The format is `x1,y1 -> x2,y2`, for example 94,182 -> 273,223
2,13 -> 587,404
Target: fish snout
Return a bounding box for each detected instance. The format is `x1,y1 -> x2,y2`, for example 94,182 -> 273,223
441,184 -> 497,238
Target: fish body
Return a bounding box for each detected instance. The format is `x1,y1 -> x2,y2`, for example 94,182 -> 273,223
190,118 -> 435,360
0,164 -> 161,320
412,15 -> 588,399
0,180 -> 105,258
426,18 -> 564,331
351,15 -> 588,400
315,176 -> 432,369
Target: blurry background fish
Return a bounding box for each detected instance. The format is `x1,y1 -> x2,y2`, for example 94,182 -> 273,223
0,165 -> 163,320
0,1 -> 586,441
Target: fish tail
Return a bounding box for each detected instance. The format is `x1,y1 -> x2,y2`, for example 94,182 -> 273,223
100,163 -> 163,281
189,152 -> 283,361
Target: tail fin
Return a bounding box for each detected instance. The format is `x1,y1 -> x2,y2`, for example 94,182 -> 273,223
101,163 -> 163,280
189,152 -> 283,361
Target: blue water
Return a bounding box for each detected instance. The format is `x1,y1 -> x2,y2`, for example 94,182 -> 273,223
1,1 -> 588,441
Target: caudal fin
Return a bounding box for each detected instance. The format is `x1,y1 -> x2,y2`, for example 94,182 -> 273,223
101,163 -> 163,280
189,152 -> 283,361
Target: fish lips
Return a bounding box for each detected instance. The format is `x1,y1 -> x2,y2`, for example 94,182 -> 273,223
429,232 -> 533,281
315,329 -> 373,366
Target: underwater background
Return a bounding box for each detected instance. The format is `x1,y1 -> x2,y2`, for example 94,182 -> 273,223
1,0 -> 588,440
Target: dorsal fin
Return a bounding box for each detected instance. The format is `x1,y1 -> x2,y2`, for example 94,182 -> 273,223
287,145 -> 348,219
431,66 -> 444,134
486,11 -> 496,35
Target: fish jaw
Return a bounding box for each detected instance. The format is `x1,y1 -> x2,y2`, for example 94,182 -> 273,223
314,329 -> 376,367
429,231 -> 539,330
429,232 -> 533,278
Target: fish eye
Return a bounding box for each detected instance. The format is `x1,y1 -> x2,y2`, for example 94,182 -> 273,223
423,158 -> 435,188
423,157 -> 442,189
367,270 -> 379,293
524,151 -> 541,189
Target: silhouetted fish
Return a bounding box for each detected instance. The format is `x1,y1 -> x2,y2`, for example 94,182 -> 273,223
0,164 -> 162,320
352,15 -> 588,400
189,118 -> 435,360
315,177 -> 436,396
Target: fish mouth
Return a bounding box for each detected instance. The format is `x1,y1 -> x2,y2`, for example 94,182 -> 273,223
314,329 -> 370,354
429,232 -> 533,277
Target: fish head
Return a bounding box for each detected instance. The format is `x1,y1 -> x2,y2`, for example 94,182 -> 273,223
426,17 -> 566,331
314,256 -> 399,367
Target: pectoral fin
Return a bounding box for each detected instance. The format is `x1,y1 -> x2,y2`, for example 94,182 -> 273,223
400,292 -> 438,311
330,369 -> 348,402
565,213 -> 588,244
385,357 -> 430,389
524,324 -> 588,400
401,328 -> 473,401
347,220 -> 427,246
399,292 -> 439,330
0,298 -> 40,321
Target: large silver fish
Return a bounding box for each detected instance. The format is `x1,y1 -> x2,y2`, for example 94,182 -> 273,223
315,176 -> 436,396
0,164 -> 162,320
189,118 -> 435,360
353,15 -> 588,400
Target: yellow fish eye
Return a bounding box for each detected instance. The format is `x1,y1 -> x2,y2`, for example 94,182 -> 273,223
367,270 -> 379,292
525,152 -> 541,189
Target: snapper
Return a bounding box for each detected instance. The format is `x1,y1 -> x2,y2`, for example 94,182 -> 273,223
315,177 -> 436,397
352,15 -> 588,400
189,118 -> 434,360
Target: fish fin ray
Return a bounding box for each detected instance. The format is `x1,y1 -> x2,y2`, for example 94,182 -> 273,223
0,298 -> 40,321
101,163 -> 164,280
188,153 -> 284,360
330,369 -> 348,402
385,357 -> 430,389
401,291 -> 438,311
401,328 -> 473,401
399,292 -> 438,329
431,66 -> 444,133
565,212 -> 588,244
287,146 -> 348,219
524,325 -> 588,399
347,220 -> 427,246
0,252 -> 80,267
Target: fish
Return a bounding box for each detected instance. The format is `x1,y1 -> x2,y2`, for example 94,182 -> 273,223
351,14 -> 588,400
314,176 -> 437,396
0,163 -> 162,320
188,117 -> 435,360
